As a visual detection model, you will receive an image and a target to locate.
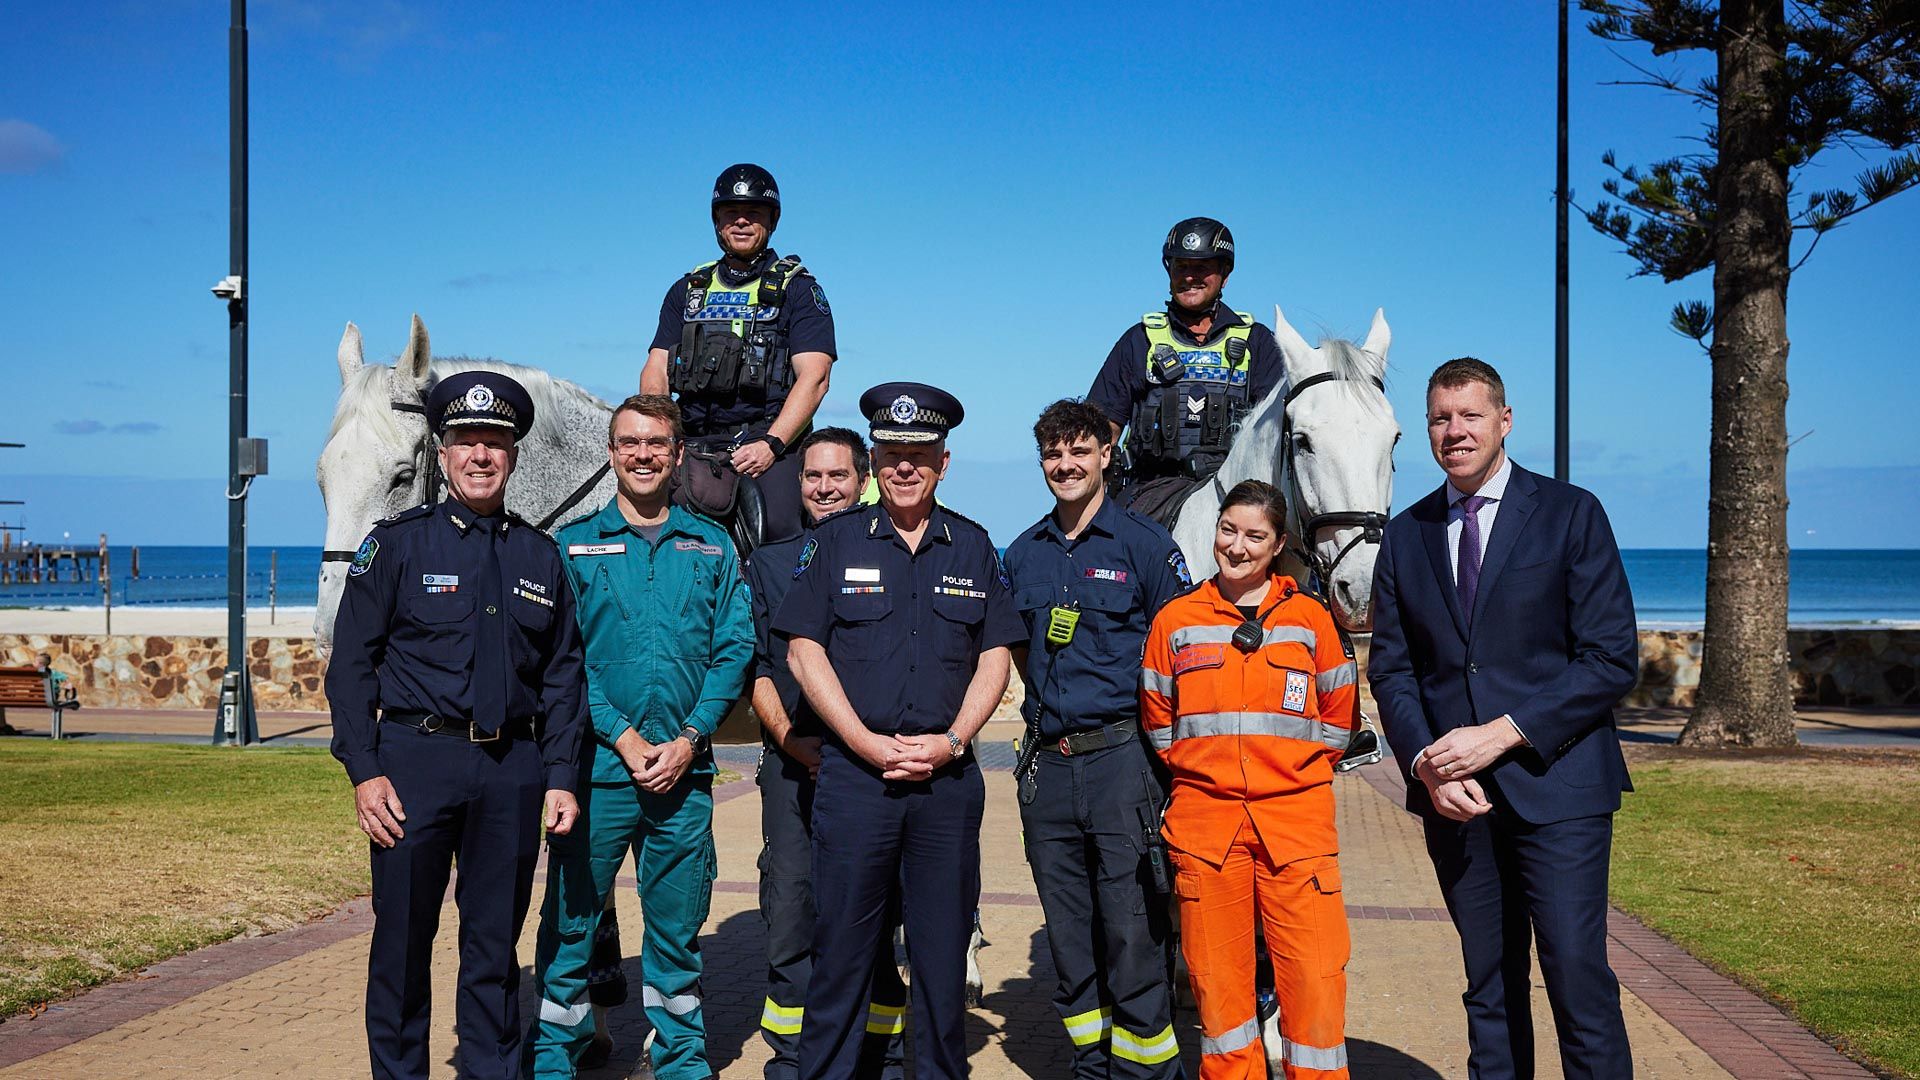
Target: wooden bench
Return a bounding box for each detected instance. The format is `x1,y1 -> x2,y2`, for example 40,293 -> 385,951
0,666 -> 81,740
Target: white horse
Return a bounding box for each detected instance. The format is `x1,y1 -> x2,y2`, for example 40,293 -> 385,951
314,315 -> 617,648
1168,306 -> 1397,631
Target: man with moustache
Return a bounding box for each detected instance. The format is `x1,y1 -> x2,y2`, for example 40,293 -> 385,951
1002,399 -> 1192,1078
327,371 -> 587,1080
527,394 -> 754,1080
641,163 -> 836,543
1368,358 -> 1639,1079
1085,218 -> 1287,508
745,426 -> 909,1079
774,382 -> 1025,1080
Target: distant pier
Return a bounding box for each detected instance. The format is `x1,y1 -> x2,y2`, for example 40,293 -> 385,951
0,533 -> 108,585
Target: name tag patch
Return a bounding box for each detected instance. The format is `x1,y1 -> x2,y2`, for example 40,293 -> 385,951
1084,567 -> 1129,583
423,573 -> 458,594
845,567 -> 881,582
934,586 -> 987,599
568,542 -> 627,556
1282,669 -> 1311,714
514,587 -> 554,608
674,540 -> 724,555
1173,643 -> 1226,675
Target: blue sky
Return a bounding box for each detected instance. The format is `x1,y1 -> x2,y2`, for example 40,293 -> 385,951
4,1 -> 1917,548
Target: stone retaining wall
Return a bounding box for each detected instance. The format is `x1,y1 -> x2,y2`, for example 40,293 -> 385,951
6,627 -> 1916,716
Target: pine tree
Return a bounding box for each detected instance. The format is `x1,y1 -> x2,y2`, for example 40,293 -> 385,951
1583,0 -> 1920,746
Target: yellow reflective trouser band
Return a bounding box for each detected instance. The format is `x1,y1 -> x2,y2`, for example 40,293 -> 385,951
866,1001 -> 907,1035
1111,1023 -> 1180,1064
761,996 -> 803,1035
1062,1005 -> 1113,1047
1201,1016 -> 1261,1056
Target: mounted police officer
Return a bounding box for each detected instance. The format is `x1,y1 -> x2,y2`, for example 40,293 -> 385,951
745,426 -> 908,1079
1003,399 -> 1193,1079
526,394 -> 754,1080
1085,217 -> 1286,518
773,383 -> 1025,1080
326,370 -> 588,1080
640,163 -> 836,545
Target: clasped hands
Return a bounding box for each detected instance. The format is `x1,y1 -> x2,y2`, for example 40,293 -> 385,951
615,729 -> 695,794
855,732 -> 955,782
1415,717 -> 1525,822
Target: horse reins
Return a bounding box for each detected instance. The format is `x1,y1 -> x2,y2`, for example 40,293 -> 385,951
1278,370 -> 1389,610
320,398 -> 609,565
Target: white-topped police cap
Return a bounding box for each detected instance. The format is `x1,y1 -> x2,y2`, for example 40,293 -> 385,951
426,370 -> 535,441
860,381 -> 964,444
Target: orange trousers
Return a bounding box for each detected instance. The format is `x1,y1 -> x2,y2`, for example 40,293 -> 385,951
1170,820 -> 1349,1079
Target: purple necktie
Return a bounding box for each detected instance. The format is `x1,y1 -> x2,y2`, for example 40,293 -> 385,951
1456,495 -> 1489,622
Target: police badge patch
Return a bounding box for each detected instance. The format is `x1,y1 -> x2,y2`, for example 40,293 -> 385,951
794,537 -> 818,579
349,536 -> 379,577
811,283 -> 831,315
1167,549 -> 1192,586
889,395 -> 918,423
465,384 -> 495,411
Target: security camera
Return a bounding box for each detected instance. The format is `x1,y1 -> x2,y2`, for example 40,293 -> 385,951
210,275 -> 244,301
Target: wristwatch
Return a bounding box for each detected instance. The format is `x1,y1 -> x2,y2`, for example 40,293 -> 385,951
755,433 -> 787,458
679,725 -> 710,756
945,730 -> 967,759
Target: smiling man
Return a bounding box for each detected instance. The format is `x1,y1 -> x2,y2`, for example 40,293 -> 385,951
1002,399 -> 1192,1079
1085,218 -> 1286,511
528,394 -> 753,1080
773,383 -> 1025,1080
640,163 -> 835,543
326,371 -> 587,1080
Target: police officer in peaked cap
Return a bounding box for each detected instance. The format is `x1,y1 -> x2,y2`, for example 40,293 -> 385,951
1085,217 -> 1287,514
772,382 -> 1025,1080
640,163 -> 837,545
326,369 -> 588,1080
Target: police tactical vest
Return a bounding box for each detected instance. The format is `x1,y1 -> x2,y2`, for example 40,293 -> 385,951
667,254 -> 806,398
1128,310 -> 1254,476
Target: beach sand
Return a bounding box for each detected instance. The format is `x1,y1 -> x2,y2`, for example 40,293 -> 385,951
0,607 -> 318,639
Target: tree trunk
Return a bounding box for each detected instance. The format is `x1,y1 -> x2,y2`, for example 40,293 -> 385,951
1681,0 -> 1797,747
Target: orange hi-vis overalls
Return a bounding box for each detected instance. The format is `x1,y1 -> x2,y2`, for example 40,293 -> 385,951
1140,575 -> 1358,1080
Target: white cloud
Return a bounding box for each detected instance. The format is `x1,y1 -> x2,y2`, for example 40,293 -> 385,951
0,120 -> 65,174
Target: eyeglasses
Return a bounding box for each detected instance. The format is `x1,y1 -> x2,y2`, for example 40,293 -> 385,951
613,436 -> 678,456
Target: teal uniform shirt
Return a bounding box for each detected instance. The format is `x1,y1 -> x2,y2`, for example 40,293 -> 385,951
556,502 -> 753,785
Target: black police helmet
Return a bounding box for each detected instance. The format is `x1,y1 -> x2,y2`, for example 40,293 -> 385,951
1162,217 -> 1235,273
712,163 -> 781,229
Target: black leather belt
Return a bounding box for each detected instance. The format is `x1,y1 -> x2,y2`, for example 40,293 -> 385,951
1039,717 -> 1139,757
382,710 -> 529,743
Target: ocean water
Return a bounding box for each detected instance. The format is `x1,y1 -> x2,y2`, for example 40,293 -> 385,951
1,545 -> 1917,626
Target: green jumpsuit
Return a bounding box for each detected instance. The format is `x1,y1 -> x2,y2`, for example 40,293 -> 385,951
528,502 -> 753,1079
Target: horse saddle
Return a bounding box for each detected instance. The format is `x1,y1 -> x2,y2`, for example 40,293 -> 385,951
1118,474 -> 1202,532
672,439 -> 767,558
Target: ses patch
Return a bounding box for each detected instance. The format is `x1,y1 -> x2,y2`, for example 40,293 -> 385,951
349,536 -> 379,577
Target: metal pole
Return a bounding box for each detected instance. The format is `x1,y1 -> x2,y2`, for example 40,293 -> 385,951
216,0 -> 258,746
1554,0 -> 1571,482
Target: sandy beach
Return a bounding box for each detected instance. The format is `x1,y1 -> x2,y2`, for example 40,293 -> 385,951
0,607 -> 319,639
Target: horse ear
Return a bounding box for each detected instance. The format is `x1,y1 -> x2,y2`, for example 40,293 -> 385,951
398,313 -> 432,391
1363,308 -> 1391,360
1271,304 -> 1316,367
337,322 -> 364,385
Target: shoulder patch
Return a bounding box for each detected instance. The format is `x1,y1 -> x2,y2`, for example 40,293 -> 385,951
349,535 -> 379,577
1167,548 -> 1192,587
794,537 -> 818,579
810,282 -> 830,316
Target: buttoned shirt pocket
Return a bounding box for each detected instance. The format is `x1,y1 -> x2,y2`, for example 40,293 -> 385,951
830,591 -> 894,660
405,592 -> 474,665
1170,641 -> 1229,716
1262,642 -> 1319,717
931,589 -> 986,662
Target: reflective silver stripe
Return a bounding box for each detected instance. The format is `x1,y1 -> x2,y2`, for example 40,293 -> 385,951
1141,667 -> 1175,695
539,997 -> 592,1027
761,996 -> 803,1035
1111,1022 -> 1180,1064
1062,1005 -> 1112,1046
1317,661 -> 1358,692
642,985 -> 701,1016
1172,711 -> 1350,749
1147,726 -> 1173,750
1284,1036 -> 1349,1071
1200,1016 -> 1261,1056
1171,624 -> 1316,652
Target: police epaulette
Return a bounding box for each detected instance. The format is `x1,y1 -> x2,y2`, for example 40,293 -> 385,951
935,506 -> 993,537
505,511 -> 560,543
1141,312 -> 1168,330
375,504 -> 434,527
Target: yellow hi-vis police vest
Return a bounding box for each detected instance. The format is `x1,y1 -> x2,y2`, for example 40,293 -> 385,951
668,255 -> 804,398
1130,310 -> 1255,471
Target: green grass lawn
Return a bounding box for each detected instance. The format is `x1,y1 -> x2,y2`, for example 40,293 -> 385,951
1614,747 -> 1920,1078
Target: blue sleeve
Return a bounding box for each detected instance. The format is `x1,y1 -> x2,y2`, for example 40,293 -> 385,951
325,525 -> 400,787
982,546 -> 1026,651
744,552 -> 777,682
772,535 -> 835,644
1138,522 -> 1192,617
687,540 -> 754,737
785,273 -> 836,359
650,278 -> 686,353
535,547 -> 587,792
1366,524 -> 1431,787
1086,327 -> 1144,425
1247,323 -> 1284,408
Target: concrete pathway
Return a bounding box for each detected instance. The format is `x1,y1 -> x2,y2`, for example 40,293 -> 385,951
0,725 -> 1882,1078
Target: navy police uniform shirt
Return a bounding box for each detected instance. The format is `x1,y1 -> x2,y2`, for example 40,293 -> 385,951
743,529 -> 814,734
325,500 -> 588,792
771,504 -> 1024,736
650,249 -> 837,436
1003,497 -> 1193,740
1084,301 -> 1286,430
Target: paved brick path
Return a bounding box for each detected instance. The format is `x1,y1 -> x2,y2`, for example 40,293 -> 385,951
0,748 -> 1878,1078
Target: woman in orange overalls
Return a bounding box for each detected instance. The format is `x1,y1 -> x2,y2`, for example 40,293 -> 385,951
1141,480 -> 1357,1079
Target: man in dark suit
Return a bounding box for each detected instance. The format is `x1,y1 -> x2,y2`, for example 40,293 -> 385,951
1368,357 -> 1639,1079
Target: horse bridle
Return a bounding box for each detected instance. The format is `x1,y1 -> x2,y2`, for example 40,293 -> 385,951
320,399 -> 609,565
1276,370 -> 1390,605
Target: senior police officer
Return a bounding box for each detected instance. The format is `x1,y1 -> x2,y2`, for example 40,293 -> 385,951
1003,399 -> 1193,1078
640,163 -> 836,543
745,426 -> 908,1079
526,394 -> 754,1080
774,383 -> 1025,1080
1085,218 -> 1286,509
326,370 -> 587,1080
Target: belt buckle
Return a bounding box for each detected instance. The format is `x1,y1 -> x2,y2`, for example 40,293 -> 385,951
469,723 -> 500,744
1058,736 -> 1073,757
420,713 -> 444,734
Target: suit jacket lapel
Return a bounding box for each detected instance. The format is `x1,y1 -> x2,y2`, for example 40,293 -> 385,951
1417,487 -> 1469,641
1469,463 -> 1538,629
